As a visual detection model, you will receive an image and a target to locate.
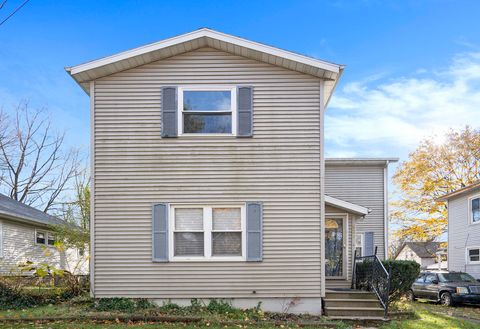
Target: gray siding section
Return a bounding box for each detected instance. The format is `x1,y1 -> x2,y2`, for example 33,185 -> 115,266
325,163 -> 386,260
448,188 -> 480,278
0,218 -> 87,275
92,47 -> 323,298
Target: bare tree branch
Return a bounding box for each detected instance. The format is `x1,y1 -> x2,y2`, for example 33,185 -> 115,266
0,101 -> 81,213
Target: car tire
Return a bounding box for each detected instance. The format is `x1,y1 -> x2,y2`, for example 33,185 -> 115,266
440,292 -> 454,306
405,290 -> 416,301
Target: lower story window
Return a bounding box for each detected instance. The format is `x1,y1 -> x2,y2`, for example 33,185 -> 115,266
170,205 -> 245,260
36,230 -> 55,247
36,231 -> 46,244
468,248 -> 480,263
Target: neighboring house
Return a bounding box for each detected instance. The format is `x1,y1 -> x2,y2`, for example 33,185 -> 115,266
438,181 -> 480,279
0,193 -> 88,275
395,242 -> 443,269
66,28 -> 396,314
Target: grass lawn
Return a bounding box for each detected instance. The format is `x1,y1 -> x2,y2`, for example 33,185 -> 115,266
381,300 -> 480,329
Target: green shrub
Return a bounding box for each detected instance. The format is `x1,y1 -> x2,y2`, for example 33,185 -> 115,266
136,298 -> 156,310
355,259 -> 420,305
94,298 -> 156,312
383,260 -> 420,303
0,282 -> 36,309
95,298 -> 136,312
207,299 -> 235,314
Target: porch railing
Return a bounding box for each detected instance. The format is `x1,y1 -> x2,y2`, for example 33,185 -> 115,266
351,247 -> 391,317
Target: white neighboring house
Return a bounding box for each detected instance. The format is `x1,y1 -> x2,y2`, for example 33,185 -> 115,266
394,242 -> 443,269
438,181 -> 480,279
0,193 -> 88,275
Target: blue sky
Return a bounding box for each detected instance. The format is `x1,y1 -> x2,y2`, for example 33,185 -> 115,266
1,0 -> 480,170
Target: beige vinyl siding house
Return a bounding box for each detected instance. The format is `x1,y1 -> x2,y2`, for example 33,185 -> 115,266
439,181 -> 480,279
67,28 -> 395,314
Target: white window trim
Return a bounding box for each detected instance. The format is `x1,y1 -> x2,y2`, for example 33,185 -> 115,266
177,86 -> 237,136
35,229 -> 56,247
355,233 -> 365,257
169,204 -> 246,262
469,194 -> 480,225
0,220 -> 3,258
466,246 -> 480,265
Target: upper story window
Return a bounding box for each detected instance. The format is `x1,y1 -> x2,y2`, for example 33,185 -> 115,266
178,87 -> 237,135
169,204 -> 245,261
471,196 -> 480,224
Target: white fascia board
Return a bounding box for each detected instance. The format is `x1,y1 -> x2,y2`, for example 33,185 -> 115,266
67,28 -> 341,76
325,195 -> 370,216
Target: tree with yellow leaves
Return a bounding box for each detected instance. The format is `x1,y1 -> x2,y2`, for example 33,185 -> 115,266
391,126 -> 480,244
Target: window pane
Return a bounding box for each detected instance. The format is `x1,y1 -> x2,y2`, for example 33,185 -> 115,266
212,208 -> 241,230
47,233 -> 55,246
355,247 -> 362,257
184,114 -> 231,134
472,198 -> 480,222
212,232 -> 242,256
36,232 -> 45,244
184,91 -> 231,112
175,208 -> 203,230
469,249 -> 480,262
174,232 -> 204,256
355,234 -> 363,246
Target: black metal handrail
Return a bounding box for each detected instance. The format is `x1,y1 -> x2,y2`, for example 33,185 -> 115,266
351,247 -> 391,317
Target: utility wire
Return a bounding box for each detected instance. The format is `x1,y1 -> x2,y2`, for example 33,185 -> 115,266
0,1 -> 8,10
0,0 -> 30,27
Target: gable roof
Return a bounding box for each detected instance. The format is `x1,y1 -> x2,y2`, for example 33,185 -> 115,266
0,193 -> 65,227
66,28 -> 344,107
437,180 -> 480,201
325,195 -> 370,216
396,242 -> 443,259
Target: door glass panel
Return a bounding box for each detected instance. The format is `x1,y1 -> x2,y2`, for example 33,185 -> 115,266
325,218 -> 344,277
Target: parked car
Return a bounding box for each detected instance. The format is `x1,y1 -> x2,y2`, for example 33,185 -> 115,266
406,270 -> 480,306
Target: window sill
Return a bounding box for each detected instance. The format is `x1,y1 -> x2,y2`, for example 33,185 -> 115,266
178,133 -> 237,137
168,256 -> 245,262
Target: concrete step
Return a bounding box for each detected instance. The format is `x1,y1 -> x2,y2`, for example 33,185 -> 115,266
325,291 -> 378,300
323,298 -> 381,308
324,306 -> 385,317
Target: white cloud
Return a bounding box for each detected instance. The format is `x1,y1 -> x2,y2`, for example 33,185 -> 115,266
326,51 -> 480,158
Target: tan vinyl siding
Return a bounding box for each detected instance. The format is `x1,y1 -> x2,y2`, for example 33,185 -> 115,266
448,189 -> 480,278
92,47 -> 323,298
325,164 -> 386,260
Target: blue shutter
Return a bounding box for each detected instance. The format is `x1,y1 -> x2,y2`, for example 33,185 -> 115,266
152,203 -> 169,262
246,202 -> 263,261
364,232 -> 375,256
161,87 -> 177,137
237,86 -> 253,137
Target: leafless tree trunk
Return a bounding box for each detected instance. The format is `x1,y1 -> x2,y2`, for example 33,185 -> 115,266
0,102 -> 80,213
